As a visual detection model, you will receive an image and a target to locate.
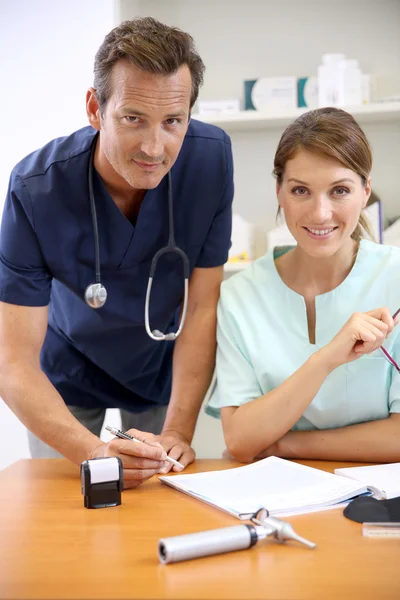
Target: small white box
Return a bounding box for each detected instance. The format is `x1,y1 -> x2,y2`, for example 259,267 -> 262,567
266,224 -> 296,250
228,214 -> 255,262
361,74 -> 377,104
197,99 -> 240,116
245,77 -> 297,111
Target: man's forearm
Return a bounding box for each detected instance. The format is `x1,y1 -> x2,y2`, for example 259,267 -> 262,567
274,414 -> 400,463
162,306 -> 217,443
0,362 -> 102,464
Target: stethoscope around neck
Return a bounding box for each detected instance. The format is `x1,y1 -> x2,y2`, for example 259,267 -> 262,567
84,135 -> 190,342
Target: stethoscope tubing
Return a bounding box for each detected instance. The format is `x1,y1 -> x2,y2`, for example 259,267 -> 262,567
85,133 -> 189,341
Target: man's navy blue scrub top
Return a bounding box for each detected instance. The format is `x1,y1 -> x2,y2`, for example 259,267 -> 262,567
0,120 -> 233,412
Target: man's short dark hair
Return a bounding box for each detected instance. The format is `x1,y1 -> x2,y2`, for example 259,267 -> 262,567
93,17 -> 205,113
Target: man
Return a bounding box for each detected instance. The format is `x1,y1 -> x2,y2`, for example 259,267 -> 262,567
0,18 -> 233,488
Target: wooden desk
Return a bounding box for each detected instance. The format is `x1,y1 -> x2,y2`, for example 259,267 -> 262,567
0,459 -> 398,599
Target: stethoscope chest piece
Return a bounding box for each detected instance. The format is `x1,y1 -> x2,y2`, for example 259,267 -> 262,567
85,283 -> 107,309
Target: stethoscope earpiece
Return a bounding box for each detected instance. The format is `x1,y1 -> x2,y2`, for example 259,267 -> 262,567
84,283 -> 107,309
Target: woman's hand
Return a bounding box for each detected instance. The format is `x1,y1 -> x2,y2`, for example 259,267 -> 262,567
319,307 -> 397,371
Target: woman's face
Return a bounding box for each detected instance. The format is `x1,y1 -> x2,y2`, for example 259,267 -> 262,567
277,149 -> 371,258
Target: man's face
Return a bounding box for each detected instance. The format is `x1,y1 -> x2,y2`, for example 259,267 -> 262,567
93,60 -> 192,190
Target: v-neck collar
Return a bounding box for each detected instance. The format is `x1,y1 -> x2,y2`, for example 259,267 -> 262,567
266,241 -> 368,346
270,241 -> 367,302
93,169 -> 169,270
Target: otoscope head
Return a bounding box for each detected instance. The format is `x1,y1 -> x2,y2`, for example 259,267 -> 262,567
251,508 -> 317,549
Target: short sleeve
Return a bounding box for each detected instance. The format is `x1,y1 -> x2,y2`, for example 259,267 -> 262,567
389,335 -> 400,413
0,172 -> 52,306
195,135 -> 233,268
206,285 -> 262,418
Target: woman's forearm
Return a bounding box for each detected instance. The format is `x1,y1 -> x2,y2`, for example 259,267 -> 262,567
270,413 -> 400,463
223,349 -> 333,462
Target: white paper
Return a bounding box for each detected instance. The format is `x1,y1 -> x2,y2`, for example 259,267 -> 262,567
89,457 -> 120,484
160,456 -> 373,518
334,463 -> 400,500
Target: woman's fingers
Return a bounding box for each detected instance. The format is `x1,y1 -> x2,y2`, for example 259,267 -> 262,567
353,323 -> 387,354
365,308 -> 394,335
324,307 -> 398,369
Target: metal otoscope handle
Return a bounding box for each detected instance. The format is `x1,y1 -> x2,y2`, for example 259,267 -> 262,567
158,524 -> 267,564
158,509 -> 317,564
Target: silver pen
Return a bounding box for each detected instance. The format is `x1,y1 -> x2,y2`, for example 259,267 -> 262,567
105,425 -> 184,469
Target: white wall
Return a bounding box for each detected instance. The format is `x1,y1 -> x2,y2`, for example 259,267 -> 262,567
0,0 -> 117,470
121,0 -> 400,232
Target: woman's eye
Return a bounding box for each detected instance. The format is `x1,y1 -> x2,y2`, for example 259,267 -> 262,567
333,187 -> 350,196
292,187 -> 309,195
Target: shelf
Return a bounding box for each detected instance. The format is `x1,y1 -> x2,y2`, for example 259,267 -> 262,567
192,102 -> 400,132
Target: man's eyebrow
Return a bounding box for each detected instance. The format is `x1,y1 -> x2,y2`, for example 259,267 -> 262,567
119,108 -> 188,119
119,108 -> 146,116
164,111 -> 188,118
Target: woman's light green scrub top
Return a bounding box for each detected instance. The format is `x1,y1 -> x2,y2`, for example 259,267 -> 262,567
207,240 -> 400,430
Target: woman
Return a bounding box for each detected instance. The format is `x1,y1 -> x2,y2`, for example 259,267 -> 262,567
207,107 -> 400,463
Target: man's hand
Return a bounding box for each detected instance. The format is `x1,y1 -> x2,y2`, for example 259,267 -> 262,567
90,428 -> 168,489
155,430 -> 195,474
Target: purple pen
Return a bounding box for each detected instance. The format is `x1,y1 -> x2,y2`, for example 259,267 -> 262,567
380,309 -> 400,372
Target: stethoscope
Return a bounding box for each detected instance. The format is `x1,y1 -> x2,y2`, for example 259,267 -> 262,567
84,135 -> 189,341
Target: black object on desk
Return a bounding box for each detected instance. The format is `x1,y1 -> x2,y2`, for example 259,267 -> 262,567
344,496 -> 400,523
81,456 -> 123,509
